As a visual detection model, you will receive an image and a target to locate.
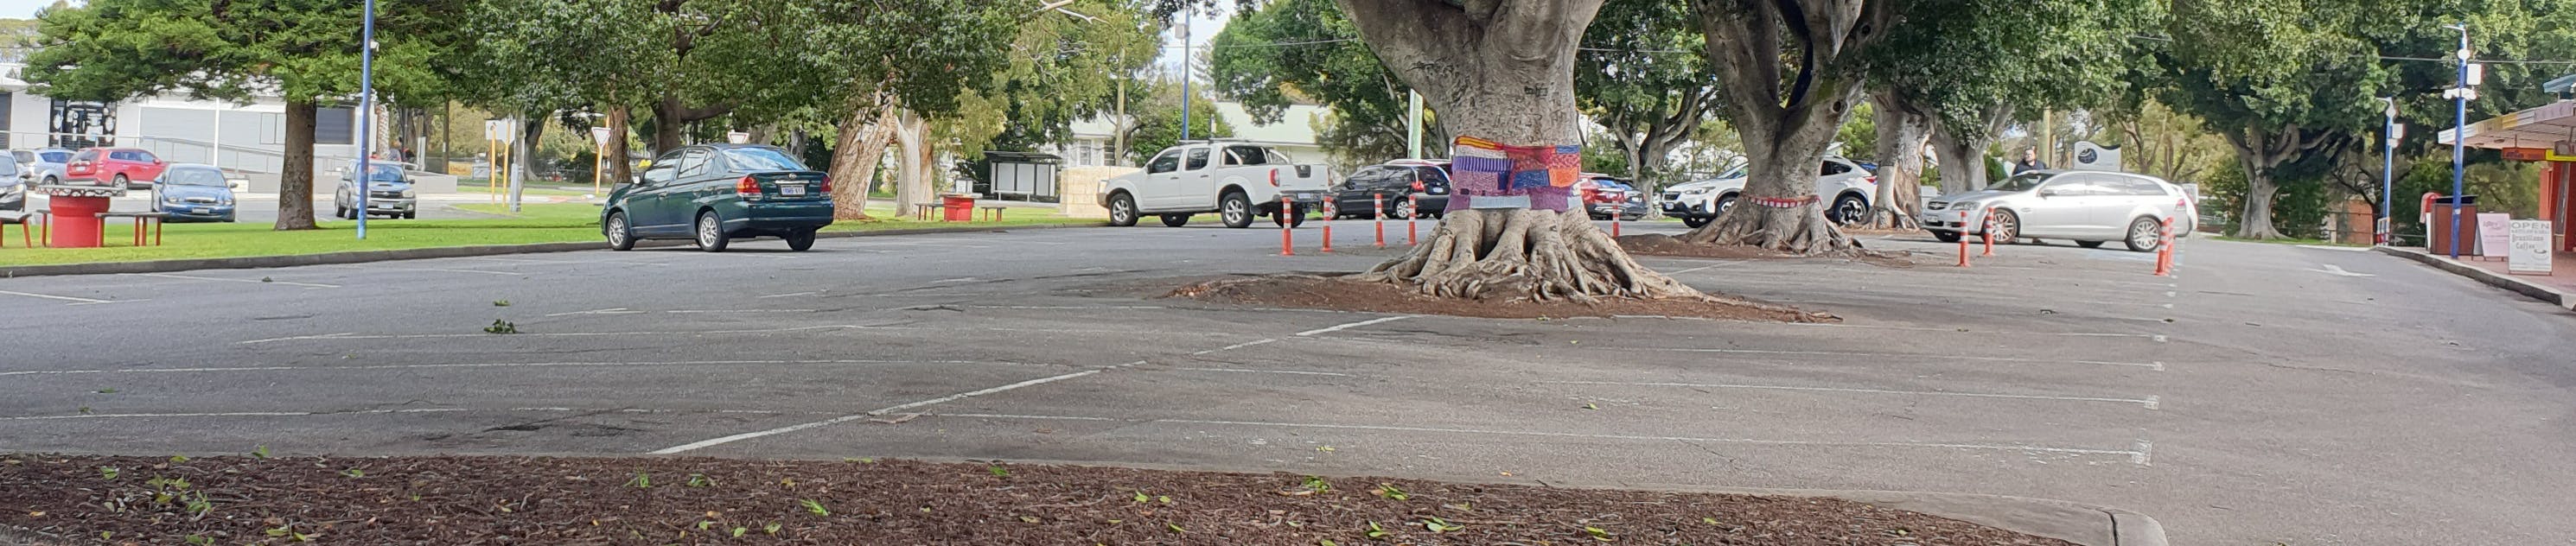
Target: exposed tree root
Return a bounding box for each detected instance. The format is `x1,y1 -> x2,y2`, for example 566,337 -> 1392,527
1680,201 -> 1868,257
1334,209 -> 1792,315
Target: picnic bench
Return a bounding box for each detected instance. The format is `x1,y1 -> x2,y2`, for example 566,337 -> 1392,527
95,211 -> 168,247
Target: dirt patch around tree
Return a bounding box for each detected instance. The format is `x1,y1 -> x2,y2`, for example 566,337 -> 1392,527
1617,234 -> 1918,268
1164,274 -> 1833,322
0,454 -> 2073,545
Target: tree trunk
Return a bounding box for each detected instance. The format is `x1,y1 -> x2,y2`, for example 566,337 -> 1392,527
1675,0 -> 1895,255
605,106 -> 633,185
1336,0 -> 1700,302
828,104 -> 897,219
2220,124 -> 2332,239
650,97 -> 735,155
276,100 -> 319,231
2235,156 -> 2285,239
1868,90 -> 1929,229
889,109 -> 936,215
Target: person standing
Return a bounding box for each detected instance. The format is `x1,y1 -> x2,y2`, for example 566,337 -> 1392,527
2013,148 -> 2049,174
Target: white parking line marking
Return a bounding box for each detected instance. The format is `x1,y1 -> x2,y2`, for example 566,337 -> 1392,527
759,291 -> 822,298
1190,339 -> 1278,355
2310,263 -> 2375,276
1631,346 -> 2165,371
0,359 -> 1056,378
131,272 -> 339,289
1777,322 -> 2162,340
3,408 -> 469,421
1540,380 -> 2160,409
663,309 -> 817,314
0,289 -> 112,304
1168,367 -> 1350,377
934,413 -> 2154,464
941,305 -> 1169,310
1668,262 -> 1744,275
545,308 -> 641,317
418,268 -> 520,276
1296,315 -> 1412,336
231,324 -> 1221,344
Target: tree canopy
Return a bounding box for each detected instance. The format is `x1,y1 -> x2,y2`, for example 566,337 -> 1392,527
1210,0 -> 1434,163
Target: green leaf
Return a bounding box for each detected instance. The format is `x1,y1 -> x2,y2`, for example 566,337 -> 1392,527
800,498 -> 829,517
763,522 -> 783,535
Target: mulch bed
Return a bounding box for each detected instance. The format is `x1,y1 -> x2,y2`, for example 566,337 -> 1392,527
1165,275 -> 1828,322
0,455 -> 2070,545
1616,235 -> 1916,268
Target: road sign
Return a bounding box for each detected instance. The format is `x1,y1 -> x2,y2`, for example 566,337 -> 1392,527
726,131 -> 750,144
485,119 -> 519,143
592,126 -> 613,146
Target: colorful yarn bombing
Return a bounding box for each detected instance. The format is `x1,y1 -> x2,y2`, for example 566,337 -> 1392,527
1750,195 -> 1820,208
1445,136 -> 1581,212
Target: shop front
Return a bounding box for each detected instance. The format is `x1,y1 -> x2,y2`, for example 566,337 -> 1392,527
2435,98 -> 2576,289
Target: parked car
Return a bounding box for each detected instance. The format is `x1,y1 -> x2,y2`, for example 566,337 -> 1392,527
65,147 -> 169,189
149,163 -> 238,223
333,162 -> 418,219
603,144 -> 832,252
1100,141 -> 1335,228
1329,159 -> 1451,220
1920,169 -> 2195,252
1578,175 -> 1648,221
1660,157 -> 1878,227
0,154 -> 24,212
12,148 -> 71,186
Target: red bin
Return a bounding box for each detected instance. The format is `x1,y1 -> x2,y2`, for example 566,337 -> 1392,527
941,194 -> 976,222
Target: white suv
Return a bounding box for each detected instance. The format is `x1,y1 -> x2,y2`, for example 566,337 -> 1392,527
1660,157 -> 1878,227
1921,169 -> 2196,252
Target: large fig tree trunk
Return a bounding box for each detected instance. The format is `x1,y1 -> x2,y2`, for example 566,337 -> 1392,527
1337,0 -> 1700,302
1868,90 -> 1929,229
1676,0 -> 1895,255
889,109 -> 937,215
1929,104 -> 2012,196
604,106 -> 633,186
276,100 -> 319,231
828,102 -> 897,219
2221,123 -> 2335,239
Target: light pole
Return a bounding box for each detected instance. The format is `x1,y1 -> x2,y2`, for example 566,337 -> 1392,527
2381,97 -> 2399,244
2443,23 -> 2477,258
354,0 -> 378,239
1177,6 -> 1191,143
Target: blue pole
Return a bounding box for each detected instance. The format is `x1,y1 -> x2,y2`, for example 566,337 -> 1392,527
2382,99 -> 2395,245
2448,27 -> 2468,258
354,0 -> 377,239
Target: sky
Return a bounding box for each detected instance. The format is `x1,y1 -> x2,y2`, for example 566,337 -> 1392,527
1157,3 -> 1230,77
1,0 -> 61,20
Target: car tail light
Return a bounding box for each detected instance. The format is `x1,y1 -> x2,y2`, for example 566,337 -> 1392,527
819,175 -> 833,194
1268,168 -> 1279,187
736,175 -> 760,195
1865,175 -> 1878,184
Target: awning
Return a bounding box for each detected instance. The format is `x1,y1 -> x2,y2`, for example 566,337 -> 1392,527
2439,100 -> 2576,149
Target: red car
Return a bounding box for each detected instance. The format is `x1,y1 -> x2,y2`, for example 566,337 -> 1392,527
67,147 -> 168,189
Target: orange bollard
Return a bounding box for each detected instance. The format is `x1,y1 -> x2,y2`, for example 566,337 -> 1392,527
1956,210 -> 1972,268
2153,218 -> 2175,276
1980,209 -> 1996,257
1407,194 -> 1420,245
1320,200 -> 1335,253
1610,206 -> 1623,237
1280,196 -> 1295,257
1372,194 -> 1387,248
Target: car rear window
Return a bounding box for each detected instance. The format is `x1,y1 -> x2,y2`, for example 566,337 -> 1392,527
10,151 -> 31,163
40,151 -> 69,163
721,148 -> 807,172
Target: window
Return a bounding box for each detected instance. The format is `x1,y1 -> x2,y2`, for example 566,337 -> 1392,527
39,151 -> 69,163
1267,149 -> 1292,165
1146,151 -> 1179,174
1225,146 -> 1269,166
134,150 -> 157,162
720,147 -> 807,172
1820,161 -> 1851,176
110,150 -> 138,162
643,153 -> 683,185
1185,148 -> 1209,170
678,149 -> 711,178
316,107 -> 354,145
2107,176 -> 2165,196
1336,168 -> 1378,191
1414,167 -> 1449,187
73,149 -> 97,162
2042,175 -> 2110,197
163,168 -> 228,187
10,151 -> 30,163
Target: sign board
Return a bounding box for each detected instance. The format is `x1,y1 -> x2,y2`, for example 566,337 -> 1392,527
2508,219 -> 2554,274
726,131 -> 750,144
591,126 -> 613,146
2503,148 -> 2549,162
2477,213 -> 2511,257
483,119 -> 519,143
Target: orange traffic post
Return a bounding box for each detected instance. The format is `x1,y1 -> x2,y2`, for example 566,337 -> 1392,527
1406,194 -> 1420,245
1280,196 -> 1296,257
2153,218 -> 2176,276
1320,200 -> 1335,253
1980,209 -> 1996,257
1372,194 -> 1387,247
1610,206 -> 1622,237
1956,210 -> 1972,268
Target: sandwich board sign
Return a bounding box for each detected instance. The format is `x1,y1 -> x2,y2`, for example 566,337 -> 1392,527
2508,219 -> 2554,274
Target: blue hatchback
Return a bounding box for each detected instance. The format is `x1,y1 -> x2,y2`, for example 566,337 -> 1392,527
603,144 -> 832,252
150,163 -> 238,222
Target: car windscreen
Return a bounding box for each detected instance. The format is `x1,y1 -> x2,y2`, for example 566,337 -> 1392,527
39,151 -> 70,163
356,164 -> 405,181
1990,172 -> 2049,193
163,168 -> 228,187
721,148 -> 807,172
10,151 -> 30,163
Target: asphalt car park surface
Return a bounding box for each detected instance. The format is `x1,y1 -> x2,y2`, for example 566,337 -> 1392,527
3,219 -> 2572,544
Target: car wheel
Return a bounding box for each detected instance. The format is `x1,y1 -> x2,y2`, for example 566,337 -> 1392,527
1932,230 -> 1961,243
1831,194 -> 1868,225
1220,192 -> 1253,228
2123,216 -> 2165,252
605,211 -> 635,251
41,175 -> 56,186
1106,193 -> 1138,226
1712,194 -> 1738,217
1681,215 -> 1712,228
1271,204 -> 1308,228
1986,209 -> 2020,244
402,211 -> 416,219
784,229 -> 817,251
1387,198 -> 1414,220
694,211 -> 730,252
113,174 -> 129,188
1159,213 -> 1189,227
2075,240 -> 2106,249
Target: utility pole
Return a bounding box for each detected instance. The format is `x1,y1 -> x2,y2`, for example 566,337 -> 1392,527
1407,90 -> 1424,159
1113,59 -> 1128,166
354,0 -> 377,239
1178,7 -> 1192,143
2444,23 -> 2477,258
2381,98 -> 2400,245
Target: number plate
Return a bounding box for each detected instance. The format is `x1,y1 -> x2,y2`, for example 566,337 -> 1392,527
191,207 -> 210,213
778,185 -> 806,196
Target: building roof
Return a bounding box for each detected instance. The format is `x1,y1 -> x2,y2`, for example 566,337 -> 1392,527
2438,100 -> 2576,149
1063,101 -> 1329,149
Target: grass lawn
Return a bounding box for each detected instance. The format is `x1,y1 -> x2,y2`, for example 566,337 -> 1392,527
2209,235 -> 2369,247
452,182 -> 598,197
0,203 -> 1099,268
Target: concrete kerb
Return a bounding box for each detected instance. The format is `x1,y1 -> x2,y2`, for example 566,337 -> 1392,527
0,223 -> 1104,278
812,456 -> 2165,546
2375,245 -> 2576,310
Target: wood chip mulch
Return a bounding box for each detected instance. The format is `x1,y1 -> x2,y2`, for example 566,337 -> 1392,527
0,455 -> 2073,545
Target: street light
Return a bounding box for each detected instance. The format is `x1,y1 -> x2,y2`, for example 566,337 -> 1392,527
354,0 -> 378,239
2442,22 -> 2476,258
2381,97 -> 2399,245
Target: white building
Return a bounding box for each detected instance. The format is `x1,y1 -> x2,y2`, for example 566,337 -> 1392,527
0,63 -> 372,192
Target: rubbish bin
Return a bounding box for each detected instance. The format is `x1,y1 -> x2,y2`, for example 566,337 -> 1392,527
941,193 -> 978,222
2429,194 -> 2478,256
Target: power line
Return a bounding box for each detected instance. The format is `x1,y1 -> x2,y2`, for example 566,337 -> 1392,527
2129,34 -> 2576,66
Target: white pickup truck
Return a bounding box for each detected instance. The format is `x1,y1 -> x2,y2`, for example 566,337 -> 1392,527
1099,142 -> 1333,228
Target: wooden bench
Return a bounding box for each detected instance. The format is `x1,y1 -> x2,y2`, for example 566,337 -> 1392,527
0,211 -> 29,248
95,211 -> 169,247
979,206 -> 1007,221
912,203 -> 940,221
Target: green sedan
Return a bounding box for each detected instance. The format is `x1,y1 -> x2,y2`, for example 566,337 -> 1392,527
603,144 -> 833,252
